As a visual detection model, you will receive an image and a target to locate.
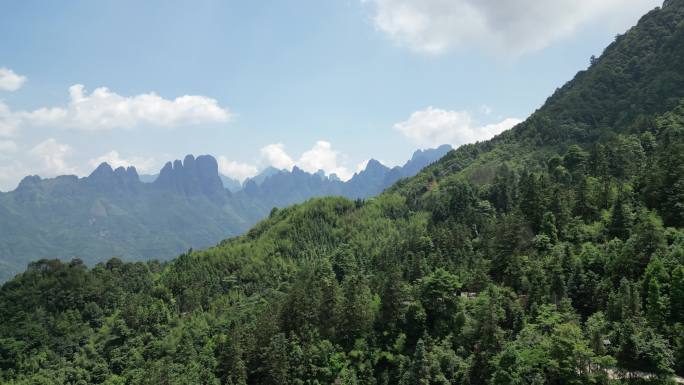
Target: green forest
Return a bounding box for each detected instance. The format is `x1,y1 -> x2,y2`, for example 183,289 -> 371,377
2,1 -> 684,384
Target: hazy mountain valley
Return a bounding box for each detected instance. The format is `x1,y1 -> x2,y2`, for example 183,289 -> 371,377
0,145 -> 451,282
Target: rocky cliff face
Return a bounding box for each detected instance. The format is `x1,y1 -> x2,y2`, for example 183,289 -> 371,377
154,154 -> 226,200
86,163 -> 141,193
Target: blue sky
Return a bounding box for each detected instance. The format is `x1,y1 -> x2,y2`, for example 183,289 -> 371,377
0,0 -> 662,190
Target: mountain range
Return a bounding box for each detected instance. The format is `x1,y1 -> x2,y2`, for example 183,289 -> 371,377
0,145 -> 451,281
2,1 -> 684,383
0,0 -> 684,385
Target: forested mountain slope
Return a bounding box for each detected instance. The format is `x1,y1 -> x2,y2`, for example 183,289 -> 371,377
0,146 -> 450,282
2,1 -> 684,384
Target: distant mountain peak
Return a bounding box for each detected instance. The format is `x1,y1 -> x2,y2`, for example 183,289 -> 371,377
15,175 -> 42,192
409,144 -> 452,161
85,162 -> 140,191
90,162 -> 114,178
88,162 -> 139,181
398,144 -> 452,178
126,166 -> 139,179
365,159 -> 387,171
154,154 -> 225,199
243,166 -> 282,187
183,154 -> 196,167
314,169 -> 326,179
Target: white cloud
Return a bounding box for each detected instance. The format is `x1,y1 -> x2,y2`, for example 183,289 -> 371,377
217,156 -> 259,181
0,139 -> 77,191
0,102 -> 20,137
0,84 -> 232,133
364,0 -> 660,56
394,106 -> 522,147
89,150 -> 158,174
297,141 -> 353,179
29,138 -> 77,176
260,143 -> 295,170
0,68 -> 26,91
260,141 -> 356,180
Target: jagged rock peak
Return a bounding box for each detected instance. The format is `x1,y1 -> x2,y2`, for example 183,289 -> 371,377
153,154 -> 225,198
126,166 -> 139,180
85,162 -> 140,191
89,162 -> 114,178
365,159 -> 387,171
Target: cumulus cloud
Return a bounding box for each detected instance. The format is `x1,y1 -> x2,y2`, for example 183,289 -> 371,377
0,139 -> 78,190
394,106 -> 522,147
217,156 -> 259,181
0,68 -> 26,91
364,0 -> 660,55
0,84 -> 232,133
29,138 -> 77,176
297,141 -> 353,179
260,143 -> 296,170
89,150 -> 158,174
259,141 -> 356,180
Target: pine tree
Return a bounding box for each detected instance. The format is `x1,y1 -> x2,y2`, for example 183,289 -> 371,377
653,124 -> 684,226
622,211 -> 667,278
519,171 -> 545,229
402,339 -> 432,385
607,192 -> 631,240
549,187 -> 571,236
404,301 -> 427,349
491,164 -> 517,213
216,334 -> 248,385
263,333 -> 290,384
590,143 -> 611,209
609,279 -> 641,322
646,277 -> 668,329
670,266 -> 684,322
378,268 -> 406,340
574,176 -> 599,222
541,212 -> 559,244
339,274 -> 374,347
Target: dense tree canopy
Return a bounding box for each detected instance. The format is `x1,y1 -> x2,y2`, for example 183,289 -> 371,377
2,1 -> 684,384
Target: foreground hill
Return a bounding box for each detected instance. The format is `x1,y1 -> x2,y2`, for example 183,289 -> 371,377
1,1 -> 684,384
0,145 -> 450,282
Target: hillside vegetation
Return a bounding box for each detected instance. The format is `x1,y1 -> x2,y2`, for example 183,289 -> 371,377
0,146 -> 450,283
2,1 -> 684,384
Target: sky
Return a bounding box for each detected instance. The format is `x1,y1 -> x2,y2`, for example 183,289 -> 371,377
0,0 -> 663,191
